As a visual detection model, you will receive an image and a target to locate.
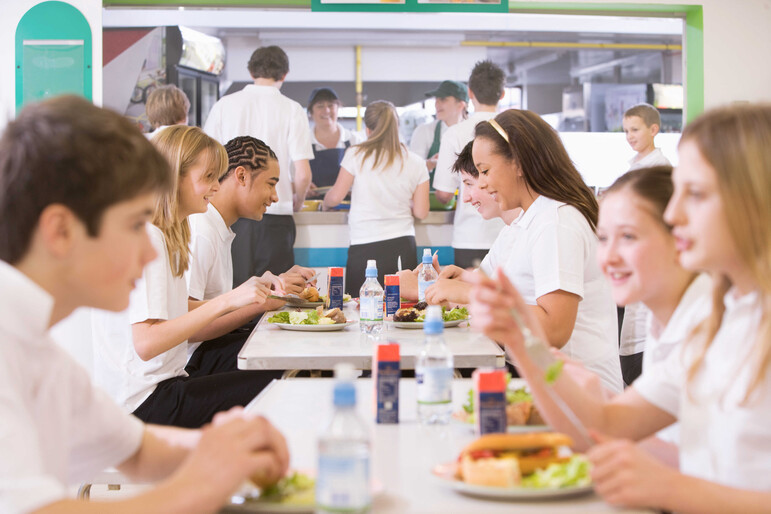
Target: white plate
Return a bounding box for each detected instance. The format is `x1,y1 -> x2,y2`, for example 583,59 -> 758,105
391,319 -> 468,329
271,321 -> 355,332
431,461 -> 593,500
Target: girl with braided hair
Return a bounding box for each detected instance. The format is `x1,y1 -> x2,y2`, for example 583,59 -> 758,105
93,127 -> 283,428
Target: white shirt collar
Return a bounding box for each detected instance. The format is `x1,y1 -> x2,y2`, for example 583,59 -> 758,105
207,204 -> 235,244
243,84 -> 281,96
0,260 -> 55,344
311,122 -> 348,149
514,195 -> 563,230
724,286 -> 760,312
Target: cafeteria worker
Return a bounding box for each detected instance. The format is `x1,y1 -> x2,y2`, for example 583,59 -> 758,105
308,87 -> 363,191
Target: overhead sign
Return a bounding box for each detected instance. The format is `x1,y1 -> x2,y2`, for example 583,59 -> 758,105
312,0 -> 508,13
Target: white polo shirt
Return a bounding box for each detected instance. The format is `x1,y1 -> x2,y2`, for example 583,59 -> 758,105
433,112 -> 505,250
0,261 -> 143,513
503,196 -> 623,393
479,221 -> 519,277
204,85 -> 314,215
341,146 -> 429,246
93,224 -> 189,412
187,204 -> 235,302
628,148 -> 671,171
409,119 -> 447,158
634,288 -> 770,490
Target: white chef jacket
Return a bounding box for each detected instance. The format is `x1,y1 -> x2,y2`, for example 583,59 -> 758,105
93,224 -> 189,412
341,146 -> 429,246
433,111 -> 505,250
503,195 -> 623,393
409,119 -> 447,158
0,261 -> 144,513
204,85 -> 314,215
635,288 -> 771,490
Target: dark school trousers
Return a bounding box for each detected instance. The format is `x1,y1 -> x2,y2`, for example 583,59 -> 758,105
132,330 -> 282,428
453,248 -> 490,269
345,235 -> 418,296
231,214 -> 296,288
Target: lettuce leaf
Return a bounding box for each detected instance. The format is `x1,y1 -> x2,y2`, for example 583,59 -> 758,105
267,312 -> 290,324
443,307 -> 469,321
259,471 -> 315,505
521,455 -> 592,489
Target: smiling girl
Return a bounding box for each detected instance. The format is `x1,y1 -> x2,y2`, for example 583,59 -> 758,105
94,126 -> 277,428
471,109 -> 622,393
470,104 -> 771,512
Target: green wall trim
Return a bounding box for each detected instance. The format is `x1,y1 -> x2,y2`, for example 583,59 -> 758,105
15,1 -> 93,113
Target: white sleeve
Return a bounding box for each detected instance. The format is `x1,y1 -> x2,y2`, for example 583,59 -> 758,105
340,147 -> 360,176
288,103 -> 315,162
529,216 -> 587,300
409,151 -> 430,187
203,101 -> 223,144
408,123 -> 432,158
631,344 -> 685,418
433,130 -> 461,193
129,226 -> 171,323
186,231 -> 217,302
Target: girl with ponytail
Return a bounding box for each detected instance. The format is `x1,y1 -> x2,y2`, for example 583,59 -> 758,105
324,100 -> 430,294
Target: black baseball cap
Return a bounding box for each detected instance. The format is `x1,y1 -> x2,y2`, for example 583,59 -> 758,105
425,80 -> 469,102
308,87 -> 339,112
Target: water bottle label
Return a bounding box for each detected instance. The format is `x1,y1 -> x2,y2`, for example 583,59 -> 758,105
417,280 -> 435,302
316,454 -> 371,510
360,296 -> 383,321
415,367 -> 453,404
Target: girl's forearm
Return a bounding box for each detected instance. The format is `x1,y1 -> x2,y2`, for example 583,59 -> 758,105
657,472 -> 771,514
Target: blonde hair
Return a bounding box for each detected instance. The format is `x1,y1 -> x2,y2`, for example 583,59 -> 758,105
355,101 -> 405,170
682,104 -> 771,402
150,125 -> 227,277
146,85 -> 190,129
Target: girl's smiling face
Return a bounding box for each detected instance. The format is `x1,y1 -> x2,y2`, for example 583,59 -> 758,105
597,189 -> 679,307
664,140 -> 739,276
472,136 -> 522,211
178,150 -> 220,218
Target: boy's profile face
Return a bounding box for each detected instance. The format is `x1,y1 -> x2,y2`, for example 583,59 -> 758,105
241,159 -> 280,221
68,192 -> 158,312
622,115 -> 659,154
460,171 -> 502,220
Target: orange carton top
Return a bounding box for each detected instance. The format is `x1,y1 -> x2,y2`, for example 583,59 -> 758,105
473,368 -> 506,392
375,343 -> 400,362
328,267 -> 344,277
385,275 -> 400,286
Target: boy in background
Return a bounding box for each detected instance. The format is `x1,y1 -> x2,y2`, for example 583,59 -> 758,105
623,103 -> 672,170
145,84 -> 190,136
0,96 -> 287,513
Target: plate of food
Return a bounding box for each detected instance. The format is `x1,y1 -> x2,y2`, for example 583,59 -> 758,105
454,377 -> 549,433
392,302 -> 469,329
229,471 -> 315,512
318,293 -> 353,305
432,433 -> 593,500
267,308 -> 353,332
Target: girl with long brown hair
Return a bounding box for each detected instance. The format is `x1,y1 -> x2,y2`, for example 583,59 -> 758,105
470,104 -> 771,512
324,100 -> 430,294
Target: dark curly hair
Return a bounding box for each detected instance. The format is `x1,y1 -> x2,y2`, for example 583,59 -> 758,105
222,136 -> 277,182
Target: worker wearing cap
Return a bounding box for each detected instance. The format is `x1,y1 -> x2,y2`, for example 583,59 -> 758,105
409,80 -> 468,182
307,87 -> 364,190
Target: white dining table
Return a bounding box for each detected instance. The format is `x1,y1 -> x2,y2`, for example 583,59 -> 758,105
237,305 -> 506,371
236,378 -> 654,514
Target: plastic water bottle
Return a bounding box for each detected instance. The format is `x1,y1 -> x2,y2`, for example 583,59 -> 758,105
416,305 -> 454,425
359,260 -> 384,334
316,364 -> 371,514
417,248 -> 438,302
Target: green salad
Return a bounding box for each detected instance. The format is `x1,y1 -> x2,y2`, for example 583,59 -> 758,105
462,373 -> 532,417
414,306 -> 469,322
521,455 -> 592,489
258,471 -> 315,505
267,310 -> 336,325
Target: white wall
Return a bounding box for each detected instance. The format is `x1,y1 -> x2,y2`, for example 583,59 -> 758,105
0,0 -> 102,131
513,0 -> 771,109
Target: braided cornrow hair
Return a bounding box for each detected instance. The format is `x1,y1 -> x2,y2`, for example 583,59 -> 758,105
222,136 -> 277,181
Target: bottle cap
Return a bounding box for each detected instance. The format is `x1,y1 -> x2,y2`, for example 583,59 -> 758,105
333,381 -> 356,407
423,305 -> 443,334
365,259 -> 378,278
422,248 -> 432,264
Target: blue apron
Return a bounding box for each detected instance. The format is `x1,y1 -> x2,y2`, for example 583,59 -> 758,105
310,140 -> 351,188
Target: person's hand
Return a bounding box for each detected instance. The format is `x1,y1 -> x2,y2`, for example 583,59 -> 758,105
226,276 -> 271,309
425,278 -> 471,306
397,270 -> 418,301
587,431 -> 673,509
438,264 -> 465,280
259,271 -> 285,295
286,265 -> 317,284
172,410 -> 290,507
426,154 -> 438,172
549,348 -> 611,401
468,268 -> 545,354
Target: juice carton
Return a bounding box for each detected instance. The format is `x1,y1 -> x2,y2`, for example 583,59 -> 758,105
326,266 -> 344,310
473,368 -> 507,436
373,342 -> 400,424
384,275 -> 400,321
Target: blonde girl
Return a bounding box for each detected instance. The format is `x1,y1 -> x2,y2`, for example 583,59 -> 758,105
470,104 -> 771,512
324,100 -> 429,295
94,125 -> 276,428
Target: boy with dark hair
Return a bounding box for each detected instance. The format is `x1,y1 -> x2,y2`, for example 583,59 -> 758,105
432,59 -> 507,268
205,45 -> 314,285
0,96 -> 288,512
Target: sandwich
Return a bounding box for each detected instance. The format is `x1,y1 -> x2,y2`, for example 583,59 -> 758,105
456,432 -> 572,488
